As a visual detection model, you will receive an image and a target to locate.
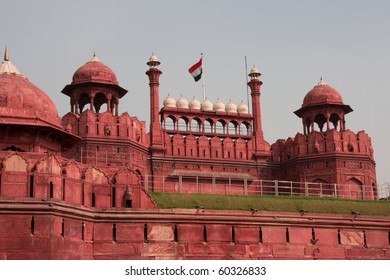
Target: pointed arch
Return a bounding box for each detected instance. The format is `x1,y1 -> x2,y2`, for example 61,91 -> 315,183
329,113 -> 341,130
164,115 -> 176,131
227,120 -> 238,135
215,119 -> 226,134
204,118 -> 214,133
190,117 -> 201,132
93,92 -> 108,113
341,177 -> 363,200
78,92 -> 90,113
314,113 -> 326,132
178,116 -> 189,131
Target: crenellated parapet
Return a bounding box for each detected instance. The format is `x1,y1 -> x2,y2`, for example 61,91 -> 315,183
270,129 -> 374,163
0,152 -> 155,209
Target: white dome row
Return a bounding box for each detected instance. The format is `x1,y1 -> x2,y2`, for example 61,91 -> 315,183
163,95 -> 249,114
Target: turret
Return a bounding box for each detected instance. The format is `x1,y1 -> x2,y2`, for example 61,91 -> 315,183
145,54 -> 165,155
247,65 -> 269,159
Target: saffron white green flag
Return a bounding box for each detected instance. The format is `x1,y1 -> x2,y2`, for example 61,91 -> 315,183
188,58 -> 202,82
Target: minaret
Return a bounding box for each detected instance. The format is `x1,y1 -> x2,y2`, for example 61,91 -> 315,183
146,54 -> 165,155
247,65 -> 269,159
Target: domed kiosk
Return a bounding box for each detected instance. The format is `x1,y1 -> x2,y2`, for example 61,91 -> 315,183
62,53 -> 127,115
294,78 -> 353,134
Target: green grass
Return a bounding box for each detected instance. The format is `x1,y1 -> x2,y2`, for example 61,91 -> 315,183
150,192 -> 390,216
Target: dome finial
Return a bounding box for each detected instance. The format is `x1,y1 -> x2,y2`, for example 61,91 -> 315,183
4,47 -> 9,62
89,52 -> 100,63
317,76 -> 326,86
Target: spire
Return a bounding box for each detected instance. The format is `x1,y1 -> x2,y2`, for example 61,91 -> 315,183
89,52 -> 101,62
4,47 -> 9,61
317,76 -> 327,86
0,47 -> 22,76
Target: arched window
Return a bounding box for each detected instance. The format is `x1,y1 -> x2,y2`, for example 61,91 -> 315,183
240,122 -> 250,135
94,92 -> 108,113
204,119 -> 213,133
314,113 -> 326,132
177,117 -> 188,131
78,92 -> 89,113
330,113 -> 341,130
215,120 -> 226,134
228,121 -> 238,135
164,116 -> 176,131
190,118 -> 201,132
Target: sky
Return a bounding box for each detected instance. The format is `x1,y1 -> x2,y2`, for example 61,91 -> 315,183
1,0 -> 389,185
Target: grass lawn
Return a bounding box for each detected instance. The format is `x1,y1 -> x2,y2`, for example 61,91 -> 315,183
150,192 -> 390,216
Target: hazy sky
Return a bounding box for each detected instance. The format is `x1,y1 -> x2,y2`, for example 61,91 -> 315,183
1,0 -> 389,185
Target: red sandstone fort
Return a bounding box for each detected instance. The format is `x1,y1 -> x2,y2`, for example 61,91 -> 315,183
0,49 -> 388,259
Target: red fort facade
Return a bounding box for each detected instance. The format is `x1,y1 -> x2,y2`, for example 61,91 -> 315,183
0,50 -> 387,260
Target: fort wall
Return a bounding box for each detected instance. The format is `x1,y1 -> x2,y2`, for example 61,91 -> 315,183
0,203 -> 388,260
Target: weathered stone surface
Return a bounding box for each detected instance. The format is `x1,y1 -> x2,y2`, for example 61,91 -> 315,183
148,224 -> 174,241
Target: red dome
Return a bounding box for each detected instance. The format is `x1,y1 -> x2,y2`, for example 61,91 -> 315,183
72,56 -> 118,86
0,73 -> 61,127
302,81 -> 344,108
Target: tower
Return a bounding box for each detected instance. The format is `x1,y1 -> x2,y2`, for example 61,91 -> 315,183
247,66 -> 269,160
270,78 -> 377,199
61,54 -> 148,169
145,54 -> 165,156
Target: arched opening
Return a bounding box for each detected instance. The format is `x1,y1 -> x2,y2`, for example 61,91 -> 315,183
94,92 -> 108,113
78,92 -> 90,113
304,117 -> 311,134
227,121 -> 238,135
190,118 -> 201,132
204,119 -> 213,133
215,120 -> 226,134
330,113 -> 341,130
177,117 -> 188,131
164,116 -> 176,131
240,122 -> 251,136
343,178 -> 363,200
314,113 -> 326,132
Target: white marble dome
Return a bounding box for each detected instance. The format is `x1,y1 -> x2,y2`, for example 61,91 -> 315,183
201,97 -> 213,111
213,98 -> 225,112
189,96 -> 201,110
176,95 -> 189,108
163,94 -> 176,108
225,99 -> 237,113
237,100 -> 249,114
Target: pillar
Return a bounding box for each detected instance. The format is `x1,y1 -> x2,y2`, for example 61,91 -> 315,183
146,54 -> 165,155
247,65 -> 269,160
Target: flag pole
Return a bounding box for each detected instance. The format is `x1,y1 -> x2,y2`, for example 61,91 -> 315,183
201,53 -> 206,101
245,56 -> 250,114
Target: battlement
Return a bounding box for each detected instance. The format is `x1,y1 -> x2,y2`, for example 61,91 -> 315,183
270,129 -> 374,163
0,152 -> 155,209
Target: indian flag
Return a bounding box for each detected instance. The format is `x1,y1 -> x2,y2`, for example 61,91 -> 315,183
188,58 -> 202,82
